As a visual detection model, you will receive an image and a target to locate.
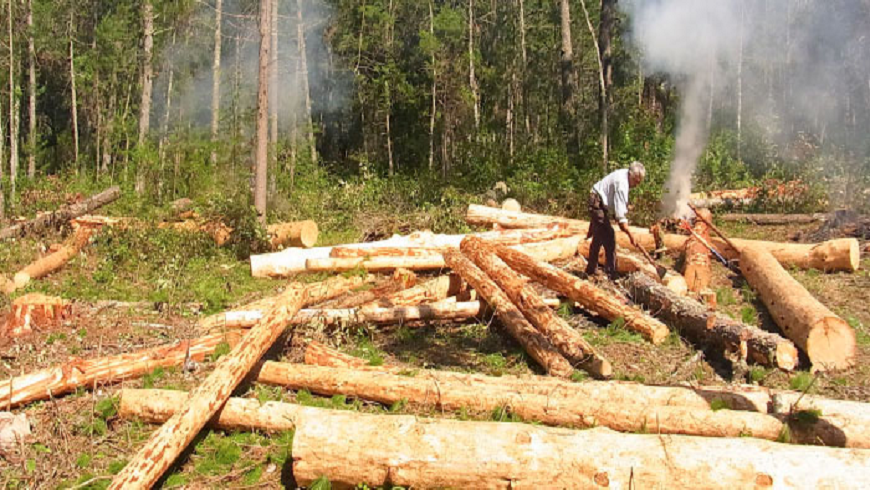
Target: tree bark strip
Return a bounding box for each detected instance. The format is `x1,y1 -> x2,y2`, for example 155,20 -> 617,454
444,251 -> 573,377
490,243 -> 670,344
625,272 -> 798,370
462,237 -> 611,378
109,275 -> 361,489
740,247 -> 856,371
120,389 -> 870,488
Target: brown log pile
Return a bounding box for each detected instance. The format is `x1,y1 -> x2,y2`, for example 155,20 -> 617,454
488,242 -> 670,344
465,205 -> 861,272
625,273 -> 798,370
0,186 -> 121,241
320,269 -> 416,309
110,275 -> 365,489
120,389 -> 870,489
740,247 -> 856,371
267,220 -> 319,249
462,237 -> 612,378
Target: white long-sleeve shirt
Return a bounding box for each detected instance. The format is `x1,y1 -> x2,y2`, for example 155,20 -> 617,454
592,169 -> 630,224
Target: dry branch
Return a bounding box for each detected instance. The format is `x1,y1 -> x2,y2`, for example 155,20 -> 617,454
120,389 -> 870,489
740,247 -> 856,371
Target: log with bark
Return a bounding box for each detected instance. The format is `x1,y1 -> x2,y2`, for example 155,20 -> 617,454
109,275 -> 364,489
740,247 -> 856,371
0,332 -> 240,409
720,213 -> 829,225
267,220 -> 319,249
443,251 -> 574,377
366,274 -> 465,308
0,186 -> 121,241
11,226 -> 94,291
488,243 -> 670,344
465,205 -> 861,272
250,227 -> 576,277
1,293 -> 72,337
577,241 -> 660,280
462,237 -> 611,378
121,388 -> 870,489
683,209 -> 713,292
625,273 -> 798,370
319,269 -> 416,309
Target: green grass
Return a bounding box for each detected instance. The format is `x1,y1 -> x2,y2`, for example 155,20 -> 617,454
710,398 -> 730,411
350,335 -> 386,367
716,287 -> 736,307
789,372 -> 816,392
740,305 -> 758,325
585,317 -> 645,346
748,367 -> 769,384
142,367 -> 166,389
847,316 -> 870,346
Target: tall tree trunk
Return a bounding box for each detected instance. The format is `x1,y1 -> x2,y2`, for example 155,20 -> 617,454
232,33 -> 241,171
598,0 -> 617,171
26,0 -> 36,179
8,0 -> 18,200
289,56 -> 298,185
518,0 -> 530,136
270,0 -> 279,170
102,71 -> 117,174
558,0 -> 579,166
69,9 -> 79,169
428,1 -> 437,172
0,93 -> 5,221
210,0 -> 222,165
297,0 -> 317,165
468,0 -> 480,131
158,33 -> 176,203
255,0 -> 272,223
385,0 -> 395,176
138,0 -> 154,146
736,0 -> 745,162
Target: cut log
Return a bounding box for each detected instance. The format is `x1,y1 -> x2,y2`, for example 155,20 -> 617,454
109,275 -> 362,489
740,247 -> 856,371
683,209 -> 713,292
250,227 -> 576,277
625,273 -> 798,370
299,342 -> 870,448
465,205 -> 861,272
1,294 -> 72,337
577,241 -> 660,280
306,256 -> 447,273
720,213 -> 829,225
320,269 -> 416,309
12,226 -> 94,291
490,244 -> 670,344
462,237 -> 611,378
119,389 -> 870,489
330,246 -> 445,258
664,273 -> 689,296
501,198 -> 521,212
367,274 -> 465,308
0,332 -> 240,409
0,186 -> 121,241
443,251 -> 573,377
267,220 -> 319,249
158,219 -> 234,247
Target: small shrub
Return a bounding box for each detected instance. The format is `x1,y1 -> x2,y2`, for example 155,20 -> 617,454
789,372 -> 815,392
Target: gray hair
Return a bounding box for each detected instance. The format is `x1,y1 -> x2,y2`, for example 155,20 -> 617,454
628,161 -> 646,181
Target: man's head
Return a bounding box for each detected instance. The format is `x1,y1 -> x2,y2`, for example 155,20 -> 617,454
628,161 -> 646,188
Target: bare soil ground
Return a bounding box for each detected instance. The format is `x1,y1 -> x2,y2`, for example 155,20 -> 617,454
0,219 -> 867,489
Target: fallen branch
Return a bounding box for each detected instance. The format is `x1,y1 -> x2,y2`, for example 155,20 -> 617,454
11,226 -> 95,292
120,389 -> 870,489
0,186 -> 121,241
625,273 -> 798,371
740,247 -> 856,371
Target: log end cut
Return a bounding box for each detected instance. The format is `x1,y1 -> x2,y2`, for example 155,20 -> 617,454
268,220 -> 319,249
806,317 -> 857,372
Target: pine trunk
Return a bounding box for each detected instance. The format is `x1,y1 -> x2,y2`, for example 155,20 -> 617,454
490,243 -> 670,344
598,0 -> 616,170
558,0 -> 579,163
740,247 -> 856,371
12,226 -> 93,291
69,9 -> 79,166
462,237 -> 611,378
138,0 -> 154,145
254,0 -> 272,223
121,389 -> 870,488
26,0 -> 36,179
210,0 -> 222,165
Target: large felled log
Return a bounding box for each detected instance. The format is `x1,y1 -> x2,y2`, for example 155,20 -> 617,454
120,389 -> 870,489
267,220 -> 319,249
720,213 -> 829,225
490,243 -> 670,344
250,227 -> 576,277
12,226 -> 94,291
110,275 -> 362,489
330,246 -> 445,258
367,274 -> 464,308
0,186 -> 121,241
466,205 -> 861,272
625,273 -> 798,370
462,237 -> 611,378
443,251 -> 573,377
0,332 -> 239,409
301,343 -> 870,448
306,256 -> 447,273
740,247 -> 856,371
683,208 -> 714,293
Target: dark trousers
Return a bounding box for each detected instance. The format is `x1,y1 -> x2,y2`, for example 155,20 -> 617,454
585,192 -> 617,276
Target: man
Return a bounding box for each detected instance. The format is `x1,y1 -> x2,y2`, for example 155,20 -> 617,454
585,161 -> 646,278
